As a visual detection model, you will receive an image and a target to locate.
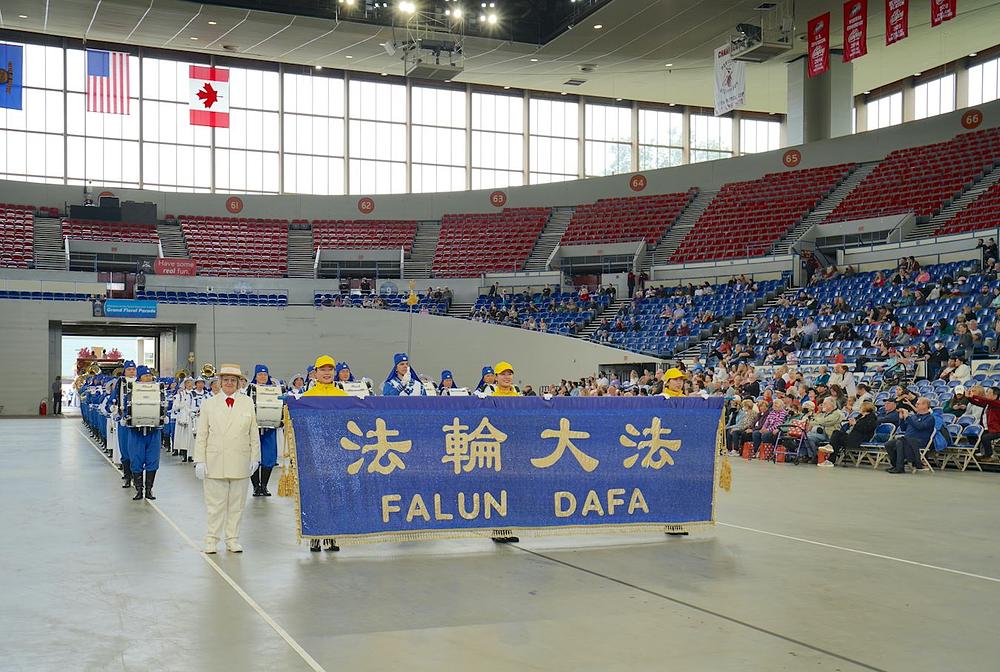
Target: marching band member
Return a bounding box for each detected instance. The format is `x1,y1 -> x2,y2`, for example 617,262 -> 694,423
249,364 -> 281,497
335,361 -> 355,383
382,353 -> 426,396
305,365 -> 317,392
128,366 -> 166,501
439,370 -> 458,395
113,360 -> 138,489
301,355 -> 347,552
163,378 -> 177,454
491,362 -> 522,396
173,378 -> 196,462
475,366 -> 496,396
209,378 -> 222,396
186,378 -> 209,462
662,368 -> 687,397
287,374 -> 307,398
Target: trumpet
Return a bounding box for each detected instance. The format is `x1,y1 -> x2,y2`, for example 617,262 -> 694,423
201,363 -> 216,378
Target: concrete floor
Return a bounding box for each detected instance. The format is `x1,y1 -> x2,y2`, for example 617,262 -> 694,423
2,417 -> 998,672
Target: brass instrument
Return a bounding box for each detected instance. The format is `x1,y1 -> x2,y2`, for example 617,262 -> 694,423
201,363 -> 216,378
175,368 -> 190,383
111,366 -> 124,378
85,363 -> 102,376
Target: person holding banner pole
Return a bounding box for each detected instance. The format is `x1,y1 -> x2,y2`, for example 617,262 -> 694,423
301,355 -> 347,551
193,364 -> 261,554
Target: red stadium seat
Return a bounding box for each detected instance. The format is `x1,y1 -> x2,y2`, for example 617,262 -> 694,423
179,216 -> 289,278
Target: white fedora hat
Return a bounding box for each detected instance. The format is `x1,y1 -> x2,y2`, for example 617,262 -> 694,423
218,363 -> 245,379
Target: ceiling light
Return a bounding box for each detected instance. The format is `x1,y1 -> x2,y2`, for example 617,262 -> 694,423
345,55 -> 353,58
18,15 -> 28,19
913,72 -> 921,76
451,7 -> 463,20
665,63 -> 674,67
487,13 -> 498,24
530,57 -> 538,62
315,65 -> 323,70
593,24 -> 603,29
503,86 -> 511,89
190,37 -> 199,41
208,20 -> 217,25
863,90 -> 870,94
560,92 -> 567,95
969,52 -> 978,57
615,97 -> 622,101
380,72 -> 388,76
668,103 -> 676,107
398,1 -> 416,15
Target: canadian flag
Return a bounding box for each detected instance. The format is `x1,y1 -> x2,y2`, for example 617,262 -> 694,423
189,65 -> 229,128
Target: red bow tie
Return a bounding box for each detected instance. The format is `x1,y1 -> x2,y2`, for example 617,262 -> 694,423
226,397 -> 234,408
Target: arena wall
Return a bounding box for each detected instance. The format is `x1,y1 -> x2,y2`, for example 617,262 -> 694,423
0,300 -> 660,416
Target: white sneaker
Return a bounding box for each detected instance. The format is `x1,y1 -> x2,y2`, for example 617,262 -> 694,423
728,450 -> 738,457
818,445 -> 834,454
203,540 -> 218,554
226,541 -> 244,553
817,461 -> 834,468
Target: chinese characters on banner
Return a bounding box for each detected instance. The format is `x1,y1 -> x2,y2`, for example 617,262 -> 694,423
287,397 -> 723,544
713,42 -> 745,116
808,13 -> 831,77
931,0 -> 957,27
885,0 -> 909,45
843,0 -> 868,63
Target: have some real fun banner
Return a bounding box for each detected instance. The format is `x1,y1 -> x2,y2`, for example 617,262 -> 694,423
286,397 -> 724,545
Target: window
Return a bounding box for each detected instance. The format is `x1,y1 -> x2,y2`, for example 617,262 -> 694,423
471,91 -> 523,189
739,118 -> 780,154
968,57 -> 999,105
0,43 -> 65,184
638,109 -> 682,170
914,74 -> 955,120
141,57 -> 213,192
584,103 -> 632,177
865,92 -> 903,131
411,86 -> 466,193
529,97 -> 579,184
689,114 -> 733,163
66,49 -> 140,188
283,72 -> 345,195
214,65 -> 280,194
348,79 -> 406,194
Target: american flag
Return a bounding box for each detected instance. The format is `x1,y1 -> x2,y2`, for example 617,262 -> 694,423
86,49 -> 130,114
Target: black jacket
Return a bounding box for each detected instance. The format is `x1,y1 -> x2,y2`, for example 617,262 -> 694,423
843,412 -> 878,450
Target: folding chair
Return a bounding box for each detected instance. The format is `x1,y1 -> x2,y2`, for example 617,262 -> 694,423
855,423 -> 896,468
941,426 -> 984,472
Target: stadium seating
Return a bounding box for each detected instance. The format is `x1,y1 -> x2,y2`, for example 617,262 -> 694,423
0,291 -> 89,301
670,165 -> 854,263
594,280 -> 786,356
827,128 -> 1000,223
470,291 -> 613,336
933,180 -> 1000,236
0,204 -> 34,269
433,207 -> 550,277
137,290 -> 288,307
178,216 -> 289,278
62,219 -> 158,243
311,220 -> 418,253
313,292 -> 449,315
560,190 -> 696,246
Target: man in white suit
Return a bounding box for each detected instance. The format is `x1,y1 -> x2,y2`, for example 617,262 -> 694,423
194,364 -> 261,554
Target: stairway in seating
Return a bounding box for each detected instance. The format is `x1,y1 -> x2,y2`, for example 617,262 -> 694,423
674,287 -> 796,362
646,190 -> 717,269
446,301 -> 477,319
909,163 -> 1000,240
523,207 -> 573,272
286,227 -> 316,278
32,217 -> 68,270
403,221 -> 440,279
769,161 -> 880,255
576,297 -> 629,340
156,220 -> 190,258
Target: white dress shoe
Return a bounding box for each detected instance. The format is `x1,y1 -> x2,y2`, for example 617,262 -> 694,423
226,541 -> 244,553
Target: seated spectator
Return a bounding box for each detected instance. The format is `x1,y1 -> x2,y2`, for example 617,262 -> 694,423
885,398 -> 935,473
893,385 -> 918,413
943,387 -> 969,416
752,398 -> 788,456
940,356 -> 972,385
820,401 -> 878,466
806,398 -> 844,457
877,399 -> 902,427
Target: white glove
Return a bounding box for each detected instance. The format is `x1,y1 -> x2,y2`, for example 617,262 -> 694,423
195,463 -> 206,480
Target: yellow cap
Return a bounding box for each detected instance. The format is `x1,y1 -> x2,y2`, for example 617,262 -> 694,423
494,361 -> 514,374
314,355 -> 336,370
663,367 -> 686,381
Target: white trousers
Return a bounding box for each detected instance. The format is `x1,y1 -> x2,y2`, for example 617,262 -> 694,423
203,477 -> 249,543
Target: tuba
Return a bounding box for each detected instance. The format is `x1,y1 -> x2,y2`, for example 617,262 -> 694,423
85,363 -> 102,376
175,368 -> 190,383
201,363 -> 216,378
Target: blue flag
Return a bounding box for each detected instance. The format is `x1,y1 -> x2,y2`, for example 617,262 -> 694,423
0,44 -> 23,110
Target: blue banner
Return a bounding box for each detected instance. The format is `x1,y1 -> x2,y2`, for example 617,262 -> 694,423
287,397 -> 723,544
0,44 -> 24,110
103,299 -> 158,318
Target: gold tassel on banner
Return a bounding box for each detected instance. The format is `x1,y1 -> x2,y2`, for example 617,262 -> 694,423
277,464 -> 292,497
716,408 -> 732,493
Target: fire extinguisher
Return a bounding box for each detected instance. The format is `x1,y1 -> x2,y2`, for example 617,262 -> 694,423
39,399 -> 47,416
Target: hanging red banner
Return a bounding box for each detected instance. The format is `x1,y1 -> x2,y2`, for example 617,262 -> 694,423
931,0 -> 957,27
885,0 -> 909,45
843,0 -> 868,62
807,13 -> 831,77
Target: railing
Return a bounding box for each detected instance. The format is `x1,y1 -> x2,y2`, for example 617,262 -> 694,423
1,277 -> 106,295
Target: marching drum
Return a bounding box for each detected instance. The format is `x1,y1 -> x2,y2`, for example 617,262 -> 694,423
251,383 -> 285,428
128,382 -> 165,428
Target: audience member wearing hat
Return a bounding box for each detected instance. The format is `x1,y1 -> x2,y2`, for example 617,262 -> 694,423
302,356 -> 348,397
491,362 -> 521,396
193,363 -> 261,554
662,368 -> 686,397
382,353 -> 426,396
